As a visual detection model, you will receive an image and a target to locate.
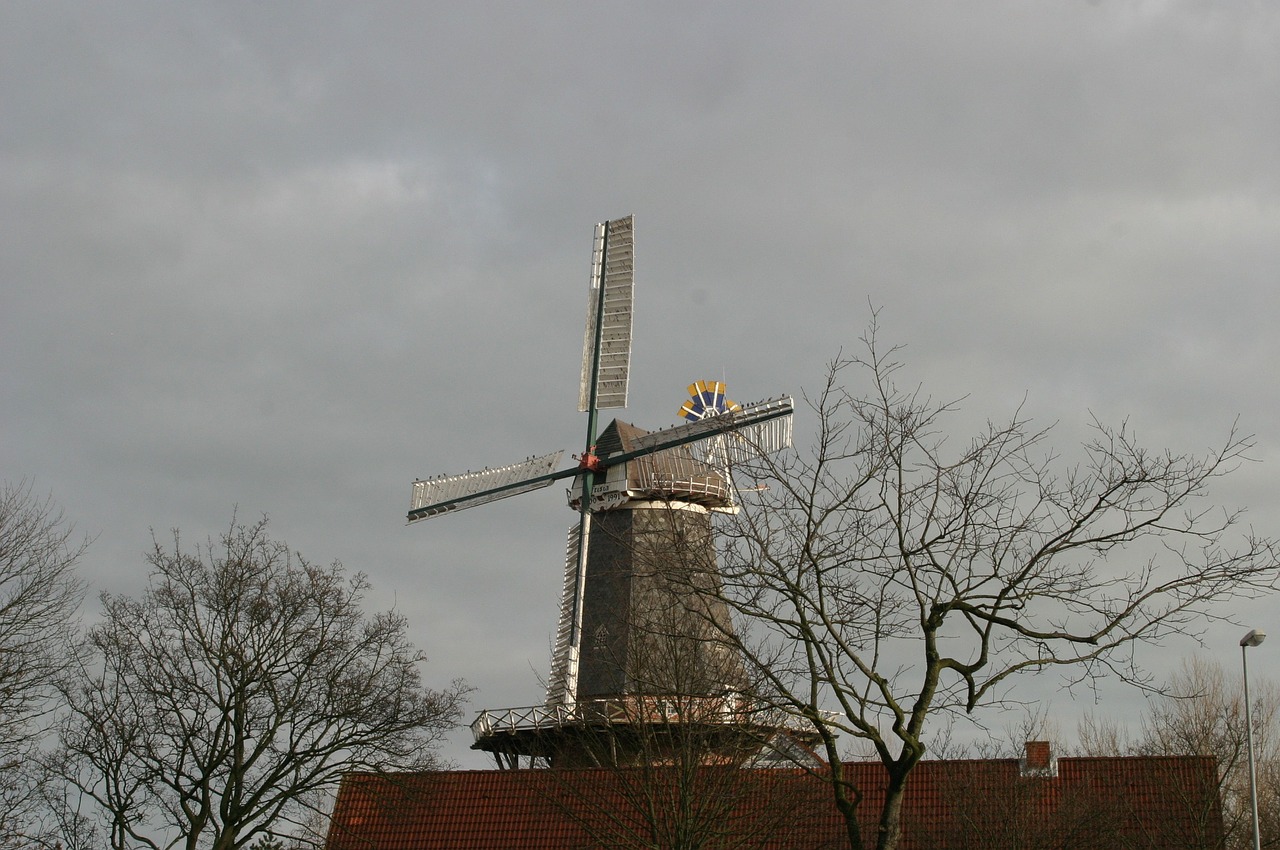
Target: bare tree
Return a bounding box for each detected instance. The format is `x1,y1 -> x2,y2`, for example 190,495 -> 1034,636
52,517 -> 468,850
1075,712 -> 1131,758
706,319 -> 1280,850
0,481 -> 86,848
547,703 -> 825,850
1137,658 -> 1275,849
554,692 -> 825,849
275,789 -> 334,850
1082,657 -> 1279,850
1262,757 -> 1280,850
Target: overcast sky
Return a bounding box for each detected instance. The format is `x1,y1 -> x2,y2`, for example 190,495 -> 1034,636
3,1 -> 1279,765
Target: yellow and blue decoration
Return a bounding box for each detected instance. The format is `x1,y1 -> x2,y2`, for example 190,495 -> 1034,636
679,381 -> 741,421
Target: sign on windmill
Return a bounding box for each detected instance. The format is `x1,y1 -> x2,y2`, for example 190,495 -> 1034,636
407,216 -> 794,714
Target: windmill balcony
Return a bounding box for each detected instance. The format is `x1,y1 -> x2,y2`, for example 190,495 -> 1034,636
469,694 -> 820,743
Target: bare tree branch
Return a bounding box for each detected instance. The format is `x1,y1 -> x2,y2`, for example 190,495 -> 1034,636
52,516 -> 469,850
706,318 -> 1280,850
0,481 -> 86,849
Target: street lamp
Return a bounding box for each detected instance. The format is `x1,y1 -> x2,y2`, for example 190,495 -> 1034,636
1242,628 -> 1266,850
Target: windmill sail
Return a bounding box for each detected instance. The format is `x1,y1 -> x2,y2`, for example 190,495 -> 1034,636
578,215 -> 634,412
687,407 -> 794,466
544,523 -> 581,706
408,451 -> 566,522
406,398 -> 792,522
624,396 -> 794,463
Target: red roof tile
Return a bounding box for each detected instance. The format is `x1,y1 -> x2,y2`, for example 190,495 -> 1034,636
325,756 -> 1222,850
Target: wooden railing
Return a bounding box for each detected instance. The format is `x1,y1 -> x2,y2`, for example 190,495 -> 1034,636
470,694 -> 821,742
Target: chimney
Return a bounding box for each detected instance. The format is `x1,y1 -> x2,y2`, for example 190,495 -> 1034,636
1020,740 -> 1057,777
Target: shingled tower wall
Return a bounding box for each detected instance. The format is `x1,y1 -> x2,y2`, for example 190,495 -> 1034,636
577,504 -> 745,701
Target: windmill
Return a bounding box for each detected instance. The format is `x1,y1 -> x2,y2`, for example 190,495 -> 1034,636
408,216 -> 796,767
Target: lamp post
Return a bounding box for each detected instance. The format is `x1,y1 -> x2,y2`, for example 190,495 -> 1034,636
1242,628 -> 1266,850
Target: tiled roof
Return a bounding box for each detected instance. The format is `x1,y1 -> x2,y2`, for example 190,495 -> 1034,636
325,756 -> 1221,850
